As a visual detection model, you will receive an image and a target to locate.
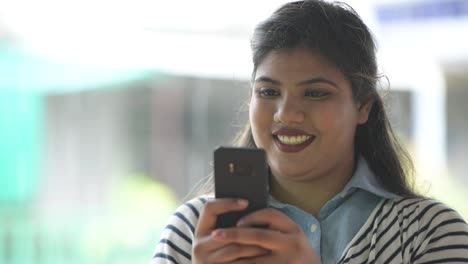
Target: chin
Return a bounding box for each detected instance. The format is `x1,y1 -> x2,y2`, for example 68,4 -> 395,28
271,166 -> 312,180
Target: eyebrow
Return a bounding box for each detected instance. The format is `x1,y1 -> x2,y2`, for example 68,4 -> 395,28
254,76 -> 340,89
254,76 -> 282,86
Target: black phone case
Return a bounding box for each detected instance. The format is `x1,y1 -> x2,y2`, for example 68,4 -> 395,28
214,147 -> 269,228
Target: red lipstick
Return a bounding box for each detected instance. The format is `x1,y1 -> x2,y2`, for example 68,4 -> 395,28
272,128 -> 315,153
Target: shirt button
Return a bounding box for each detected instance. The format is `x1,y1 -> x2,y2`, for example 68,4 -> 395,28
310,224 -> 318,233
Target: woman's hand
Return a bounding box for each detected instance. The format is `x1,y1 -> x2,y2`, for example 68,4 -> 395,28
192,198 -> 270,264
211,208 -> 321,264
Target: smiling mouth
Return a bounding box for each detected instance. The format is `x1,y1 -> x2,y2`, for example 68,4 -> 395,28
276,135 -> 312,145
273,134 -> 315,152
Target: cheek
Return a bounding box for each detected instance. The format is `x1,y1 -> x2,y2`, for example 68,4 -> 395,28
316,103 -> 359,137
248,97 -> 256,125
249,99 -> 273,138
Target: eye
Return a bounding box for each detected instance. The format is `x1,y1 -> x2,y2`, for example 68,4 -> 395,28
256,88 -> 280,98
304,89 -> 330,99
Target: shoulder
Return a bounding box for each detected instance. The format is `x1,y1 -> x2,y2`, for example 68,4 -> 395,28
390,197 -> 468,263
386,198 -> 468,262
165,195 -> 211,236
380,197 -> 466,226
174,195 -> 211,225
151,196 -> 210,264
160,195 -> 210,239
340,197 -> 468,263
375,197 -> 467,238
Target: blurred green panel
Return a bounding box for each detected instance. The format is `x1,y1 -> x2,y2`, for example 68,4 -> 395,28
10,221 -> 34,264
0,227 -> 4,263
0,43 -> 158,93
0,90 -> 42,202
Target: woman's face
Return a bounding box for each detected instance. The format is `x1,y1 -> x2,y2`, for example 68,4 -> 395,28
249,47 -> 372,183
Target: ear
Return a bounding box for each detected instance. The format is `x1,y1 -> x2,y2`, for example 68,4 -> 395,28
357,96 -> 374,124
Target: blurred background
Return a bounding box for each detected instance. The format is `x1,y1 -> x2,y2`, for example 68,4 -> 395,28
1,0 -> 468,263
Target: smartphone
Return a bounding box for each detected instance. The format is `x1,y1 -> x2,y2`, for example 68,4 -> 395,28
214,147 -> 269,228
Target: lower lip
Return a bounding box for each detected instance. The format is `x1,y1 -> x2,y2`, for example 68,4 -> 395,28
273,136 -> 315,153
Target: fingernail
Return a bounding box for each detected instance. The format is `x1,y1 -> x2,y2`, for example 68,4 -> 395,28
237,199 -> 248,207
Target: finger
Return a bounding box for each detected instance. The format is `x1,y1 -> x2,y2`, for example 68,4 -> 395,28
208,243 -> 270,263
212,227 -> 285,250
195,198 -> 248,237
229,254 -> 277,264
193,228 -> 267,261
192,235 -> 230,260
237,208 -> 300,233
229,251 -> 321,264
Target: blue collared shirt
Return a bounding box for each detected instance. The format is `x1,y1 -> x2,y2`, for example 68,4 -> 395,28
268,157 -> 399,264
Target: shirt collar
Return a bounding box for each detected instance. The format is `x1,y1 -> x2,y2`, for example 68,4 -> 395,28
268,156 -> 398,209
342,156 -> 399,199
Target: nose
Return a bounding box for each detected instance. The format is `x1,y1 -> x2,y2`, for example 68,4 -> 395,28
273,95 -> 305,125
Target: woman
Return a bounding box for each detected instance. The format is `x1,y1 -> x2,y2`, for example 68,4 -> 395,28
151,1 -> 468,263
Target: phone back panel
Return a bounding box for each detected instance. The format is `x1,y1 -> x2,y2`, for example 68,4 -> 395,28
214,147 -> 269,228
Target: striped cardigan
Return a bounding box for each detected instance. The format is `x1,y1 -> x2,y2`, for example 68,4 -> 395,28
151,197 -> 468,264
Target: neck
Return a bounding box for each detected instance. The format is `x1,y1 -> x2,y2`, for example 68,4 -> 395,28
270,156 -> 356,216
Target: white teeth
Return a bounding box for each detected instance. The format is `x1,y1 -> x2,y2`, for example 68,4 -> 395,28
277,135 -> 311,145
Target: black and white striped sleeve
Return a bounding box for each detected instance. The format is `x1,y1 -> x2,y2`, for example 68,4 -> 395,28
151,196 -> 208,264
411,200 -> 468,263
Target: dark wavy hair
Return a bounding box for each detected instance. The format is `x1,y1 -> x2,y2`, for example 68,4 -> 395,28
193,0 -> 418,198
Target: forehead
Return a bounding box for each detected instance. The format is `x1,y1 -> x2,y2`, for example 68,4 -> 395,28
255,47 -> 348,84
